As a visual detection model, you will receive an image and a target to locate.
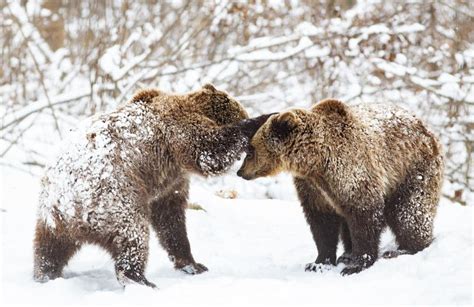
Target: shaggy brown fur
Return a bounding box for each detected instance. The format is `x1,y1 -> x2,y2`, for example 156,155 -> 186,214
237,99 -> 444,275
34,84 -> 271,287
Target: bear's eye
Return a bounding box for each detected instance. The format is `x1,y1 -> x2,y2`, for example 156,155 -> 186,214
246,148 -> 255,159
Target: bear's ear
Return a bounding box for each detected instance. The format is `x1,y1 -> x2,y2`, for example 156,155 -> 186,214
203,83 -> 217,92
312,99 -> 349,118
270,112 -> 300,141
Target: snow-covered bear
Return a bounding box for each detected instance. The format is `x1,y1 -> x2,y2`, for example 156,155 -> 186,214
34,84 -> 271,287
237,99 -> 444,275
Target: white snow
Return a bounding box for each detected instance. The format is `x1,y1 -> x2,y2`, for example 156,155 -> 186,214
233,37 -> 314,62
394,23 -> 426,34
228,35 -> 300,56
295,22 -> 324,36
98,45 -> 122,79
0,166 -> 472,306
361,24 -> 390,35
372,58 -> 417,77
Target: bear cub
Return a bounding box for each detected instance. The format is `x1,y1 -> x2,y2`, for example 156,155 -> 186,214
34,84 -> 271,287
237,99 -> 444,275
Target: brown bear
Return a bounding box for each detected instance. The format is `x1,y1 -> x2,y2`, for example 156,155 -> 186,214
34,84 -> 271,287
237,99 -> 444,275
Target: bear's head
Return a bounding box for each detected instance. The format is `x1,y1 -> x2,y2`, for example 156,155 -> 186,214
237,111 -> 302,180
197,83 -> 249,125
237,99 -> 354,180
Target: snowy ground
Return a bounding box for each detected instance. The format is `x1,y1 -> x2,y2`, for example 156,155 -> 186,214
0,166 -> 472,306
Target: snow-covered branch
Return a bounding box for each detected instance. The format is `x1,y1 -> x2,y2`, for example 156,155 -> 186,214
1,0 -> 472,203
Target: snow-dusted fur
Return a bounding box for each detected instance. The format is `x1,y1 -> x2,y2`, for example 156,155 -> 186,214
34,84 -> 269,287
237,99 -> 444,275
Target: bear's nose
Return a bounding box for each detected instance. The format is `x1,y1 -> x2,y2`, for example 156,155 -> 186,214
237,170 -> 253,180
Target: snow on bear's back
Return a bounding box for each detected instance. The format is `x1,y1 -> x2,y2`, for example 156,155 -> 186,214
349,103 -> 441,195
351,103 -> 418,137
38,101 -> 160,228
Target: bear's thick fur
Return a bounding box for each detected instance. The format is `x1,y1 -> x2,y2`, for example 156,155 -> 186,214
34,84 -> 270,287
237,99 -> 444,275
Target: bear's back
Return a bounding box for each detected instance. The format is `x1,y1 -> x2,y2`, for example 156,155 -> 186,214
351,103 -> 417,137
39,100 -> 164,229
350,103 -> 441,194
352,103 -> 439,153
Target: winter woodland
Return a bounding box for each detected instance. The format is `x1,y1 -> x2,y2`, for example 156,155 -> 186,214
0,0 -> 472,305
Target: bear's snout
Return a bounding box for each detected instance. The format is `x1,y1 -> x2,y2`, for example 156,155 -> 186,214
236,168 -> 253,180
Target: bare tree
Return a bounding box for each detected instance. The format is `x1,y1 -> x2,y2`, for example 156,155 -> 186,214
1,0 -> 472,204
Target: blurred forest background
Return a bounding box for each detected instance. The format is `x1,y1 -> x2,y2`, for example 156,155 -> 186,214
1,0 -> 473,205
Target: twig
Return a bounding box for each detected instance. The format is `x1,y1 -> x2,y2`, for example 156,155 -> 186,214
7,3 -> 62,138
1,92 -> 90,132
0,160 -> 38,176
443,193 -> 468,206
0,112 -> 39,157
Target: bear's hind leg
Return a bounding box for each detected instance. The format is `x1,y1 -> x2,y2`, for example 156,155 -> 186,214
33,221 -> 80,282
341,203 -> 385,276
107,219 -> 155,288
150,183 -> 208,275
385,162 -> 441,257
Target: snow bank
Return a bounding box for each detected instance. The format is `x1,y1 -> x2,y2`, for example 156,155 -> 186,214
0,167 -> 472,306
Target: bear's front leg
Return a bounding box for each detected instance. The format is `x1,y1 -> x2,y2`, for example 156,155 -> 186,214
295,178 -> 341,273
150,183 -> 208,275
303,210 -> 342,273
336,221 -> 353,265
341,206 -> 384,276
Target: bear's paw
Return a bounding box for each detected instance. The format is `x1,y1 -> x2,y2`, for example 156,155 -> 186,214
305,261 -> 334,273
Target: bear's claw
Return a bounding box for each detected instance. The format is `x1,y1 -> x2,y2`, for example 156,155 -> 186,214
180,263 -> 208,275
382,249 -> 412,259
341,265 -> 364,276
336,252 -> 353,265
305,262 -> 334,273
340,254 -> 376,276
